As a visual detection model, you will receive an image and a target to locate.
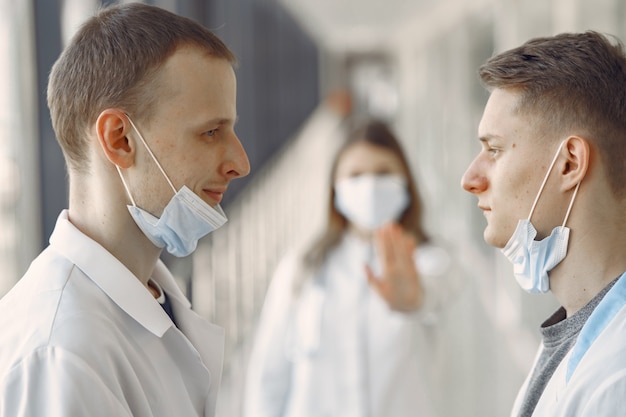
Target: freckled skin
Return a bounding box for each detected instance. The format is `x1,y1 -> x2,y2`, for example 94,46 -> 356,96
461,89 -> 569,247
125,47 -> 249,217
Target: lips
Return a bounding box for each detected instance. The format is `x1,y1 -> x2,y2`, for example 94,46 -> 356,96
203,188 -> 226,204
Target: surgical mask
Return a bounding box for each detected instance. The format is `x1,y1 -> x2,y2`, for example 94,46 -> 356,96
116,116 -> 228,257
334,173 -> 410,231
501,141 -> 581,293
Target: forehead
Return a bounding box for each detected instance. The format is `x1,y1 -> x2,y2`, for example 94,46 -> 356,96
335,142 -> 405,176
478,88 -> 528,139
151,46 -> 236,121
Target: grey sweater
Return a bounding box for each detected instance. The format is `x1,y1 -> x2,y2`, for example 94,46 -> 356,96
517,277 -> 618,417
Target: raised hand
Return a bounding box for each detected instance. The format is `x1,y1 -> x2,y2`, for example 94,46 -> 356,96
365,222 -> 424,312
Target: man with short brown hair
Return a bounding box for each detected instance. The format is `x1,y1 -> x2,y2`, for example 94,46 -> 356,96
0,3 -> 249,416
462,31 -> 626,416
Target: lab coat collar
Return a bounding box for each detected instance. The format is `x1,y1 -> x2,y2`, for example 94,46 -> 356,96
566,271 -> 626,381
49,210 -> 174,337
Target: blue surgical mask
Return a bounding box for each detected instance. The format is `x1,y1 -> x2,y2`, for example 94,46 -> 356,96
116,116 -> 227,257
334,173 -> 410,231
501,141 -> 580,293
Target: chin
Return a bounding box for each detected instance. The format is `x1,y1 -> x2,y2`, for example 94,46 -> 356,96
483,229 -> 507,249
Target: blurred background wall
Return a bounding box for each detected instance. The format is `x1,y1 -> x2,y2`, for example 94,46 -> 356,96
2,0 -> 626,416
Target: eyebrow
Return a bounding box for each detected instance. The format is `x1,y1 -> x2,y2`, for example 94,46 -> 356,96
215,116 -> 238,125
478,134 -> 503,144
199,116 -> 239,129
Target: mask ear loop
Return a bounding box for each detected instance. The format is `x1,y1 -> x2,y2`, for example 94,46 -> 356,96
116,165 -> 137,207
561,182 -> 580,227
527,140 -> 566,220
125,115 -> 178,195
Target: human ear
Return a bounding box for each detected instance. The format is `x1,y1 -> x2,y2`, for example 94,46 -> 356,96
559,136 -> 590,192
95,109 -> 134,169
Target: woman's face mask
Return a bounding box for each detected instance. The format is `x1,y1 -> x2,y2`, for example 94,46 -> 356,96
334,173 -> 410,231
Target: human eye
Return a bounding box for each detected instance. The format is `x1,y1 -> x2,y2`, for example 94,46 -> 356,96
205,128 -> 218,137
487,146 -> 500,157
373,168 -> 392,175
480,140 -> 501,158
478,136 -> 503,157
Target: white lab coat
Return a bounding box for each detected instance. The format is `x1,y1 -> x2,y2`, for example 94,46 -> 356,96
511,271 -> 626,416
0,210 -> 225,417
245,232 -> 456,417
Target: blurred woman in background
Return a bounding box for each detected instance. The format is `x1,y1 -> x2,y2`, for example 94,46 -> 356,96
244,119 -> 459,417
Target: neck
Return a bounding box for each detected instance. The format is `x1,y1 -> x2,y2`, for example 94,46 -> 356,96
347,224 -> 374,241
549,208 -> 626,317
68,177 -> 162,286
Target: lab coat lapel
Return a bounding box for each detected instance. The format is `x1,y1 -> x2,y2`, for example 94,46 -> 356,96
152,261 -> 225,416
174,305 -> 225,417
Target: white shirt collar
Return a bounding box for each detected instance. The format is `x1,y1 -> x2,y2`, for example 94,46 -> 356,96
49,210 -> 178,337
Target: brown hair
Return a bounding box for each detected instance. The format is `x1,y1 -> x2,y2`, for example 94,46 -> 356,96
47,2 -> 236,173
303,119 -> 429,273
479,31 -> 626,197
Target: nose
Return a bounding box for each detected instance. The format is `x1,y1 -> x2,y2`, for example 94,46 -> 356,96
461,156 -> 487,194
222,133 -> 251,179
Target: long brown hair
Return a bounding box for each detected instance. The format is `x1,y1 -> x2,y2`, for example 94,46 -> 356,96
302,119 -> 429,274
